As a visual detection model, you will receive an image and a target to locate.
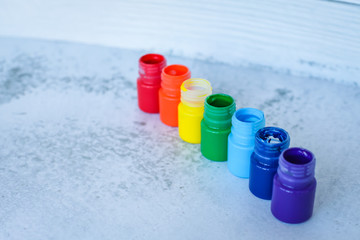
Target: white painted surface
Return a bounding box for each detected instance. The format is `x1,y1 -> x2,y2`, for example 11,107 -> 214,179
0,0 -> 359,84
0,37 -> 360,239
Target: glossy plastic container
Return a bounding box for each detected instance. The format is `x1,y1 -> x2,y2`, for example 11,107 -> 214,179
137,53 -> 166,113
249,127 -> 290,200
227,108 -> 265,178
271,147 -> 317,224
201,94 -> 236,161
178,78 -> 212,143
159,64 -> 191,127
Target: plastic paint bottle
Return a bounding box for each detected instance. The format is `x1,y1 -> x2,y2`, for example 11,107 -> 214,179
159,64 -> 191,127
137,53 -> 166,113
249,127 -> 290,200
178,78 -> 212,144
201,94 -> 236,161
227,108 -> 265,178
271,147 -> 317,224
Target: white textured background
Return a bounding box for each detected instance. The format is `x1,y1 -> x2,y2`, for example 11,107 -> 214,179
1,0 -> 359,84
0,0 -> 360,239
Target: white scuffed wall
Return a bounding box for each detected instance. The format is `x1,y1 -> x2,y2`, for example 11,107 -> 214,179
0,0 -> 359,84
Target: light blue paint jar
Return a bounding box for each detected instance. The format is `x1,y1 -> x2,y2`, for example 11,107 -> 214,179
227,108 -> 265,178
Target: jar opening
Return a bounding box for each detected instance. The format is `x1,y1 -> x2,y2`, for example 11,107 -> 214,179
183,79 -> 210,92
283,148 -> 313,165
258,128 -> 288,144
207,94 -> 234,107
140,54 -> 165,65
164,65 -> 189,76
235,109 -> 263,123
181,79 -> 212,107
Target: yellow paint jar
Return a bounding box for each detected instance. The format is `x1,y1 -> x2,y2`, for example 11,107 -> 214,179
178,78 -> 212,143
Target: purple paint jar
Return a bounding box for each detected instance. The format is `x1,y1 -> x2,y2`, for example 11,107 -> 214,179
271,147 -> 317,224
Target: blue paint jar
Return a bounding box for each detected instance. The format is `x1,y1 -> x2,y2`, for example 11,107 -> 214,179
227,108 -> 265,178
249,127 -> 290,200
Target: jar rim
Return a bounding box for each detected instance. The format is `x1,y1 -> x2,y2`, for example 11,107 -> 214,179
205,93 -> 235,109
256,127 -> 290,147
282,147 -> 314,166
162,64 -> 190,78
181,78 -> 212,107
139,53 -> 165,65
234,108 -> 264,125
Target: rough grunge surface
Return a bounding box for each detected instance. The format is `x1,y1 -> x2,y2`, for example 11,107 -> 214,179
0,37 -> 359,239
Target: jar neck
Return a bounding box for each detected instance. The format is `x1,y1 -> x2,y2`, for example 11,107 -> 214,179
277,148 -> 316,189
253,127 -> 290,166
180,102 -> 204,112
231,108 -> 265,143
181,78 -> 212,108
203,94 -> 236,129
161,64 -> 191,97
138,54 -> 166,85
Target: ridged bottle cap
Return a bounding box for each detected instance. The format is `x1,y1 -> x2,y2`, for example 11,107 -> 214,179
204,94 -> 236,129
181,78 -> 212,108
231,108 -> 265,136
278,147 -> 316,188
139,54 -> 166,85
161,65 -> 191,97
254,127 -> 290,161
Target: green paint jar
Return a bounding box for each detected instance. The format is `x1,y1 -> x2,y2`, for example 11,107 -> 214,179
201,93 -> 236,161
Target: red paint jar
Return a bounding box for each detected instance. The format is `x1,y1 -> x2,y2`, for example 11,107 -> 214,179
137,54 -> 167,113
